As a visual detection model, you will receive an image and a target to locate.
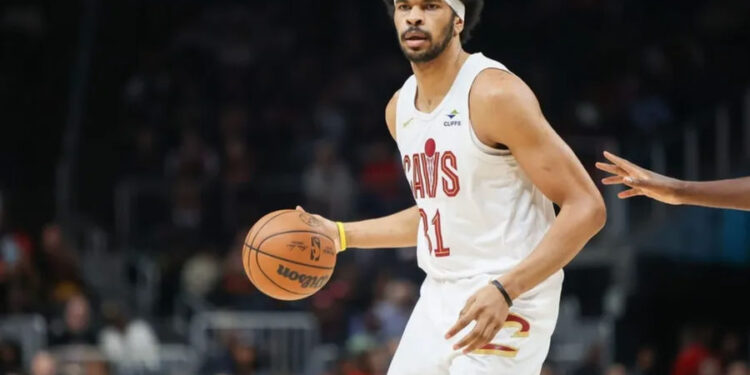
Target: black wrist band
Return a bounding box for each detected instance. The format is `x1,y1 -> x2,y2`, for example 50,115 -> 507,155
490,280 -> 513,307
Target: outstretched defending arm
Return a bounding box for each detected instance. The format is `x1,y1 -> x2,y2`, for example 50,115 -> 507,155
596,151 -> 750,211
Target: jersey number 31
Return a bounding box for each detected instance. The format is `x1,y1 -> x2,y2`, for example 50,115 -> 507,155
418,208 -> 450,257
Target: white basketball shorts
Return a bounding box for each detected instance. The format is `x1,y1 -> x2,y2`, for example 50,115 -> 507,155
387,271 -> 563,375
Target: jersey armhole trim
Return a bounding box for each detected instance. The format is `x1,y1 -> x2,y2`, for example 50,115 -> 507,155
467,67 -> 514,159
394,76 -> 417,144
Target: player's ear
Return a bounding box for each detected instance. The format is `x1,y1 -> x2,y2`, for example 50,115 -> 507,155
454,15 -> 464,37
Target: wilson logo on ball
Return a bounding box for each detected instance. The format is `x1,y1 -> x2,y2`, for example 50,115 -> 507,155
276,265 -> 329,289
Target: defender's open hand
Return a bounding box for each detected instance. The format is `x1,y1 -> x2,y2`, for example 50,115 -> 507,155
595,151 -> 685,205
445,284 -> 510,354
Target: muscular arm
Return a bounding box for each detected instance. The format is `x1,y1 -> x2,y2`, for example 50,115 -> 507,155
446,70 -> 606,353
596,151 -> 750,211
301,91 -> 420,251
477,71 -> 607,297
344,205 -> 419,248
472,70 -> 607,299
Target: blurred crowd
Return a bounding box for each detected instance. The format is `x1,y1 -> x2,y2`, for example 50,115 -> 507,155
2,0 -> 750,374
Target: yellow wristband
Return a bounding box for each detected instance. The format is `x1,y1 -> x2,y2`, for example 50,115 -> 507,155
336,221 -> 347,252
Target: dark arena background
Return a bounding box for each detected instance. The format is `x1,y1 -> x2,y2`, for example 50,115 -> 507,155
2,1 -> 750,374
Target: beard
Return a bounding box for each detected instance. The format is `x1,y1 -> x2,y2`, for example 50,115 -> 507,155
398,19 -> 455,63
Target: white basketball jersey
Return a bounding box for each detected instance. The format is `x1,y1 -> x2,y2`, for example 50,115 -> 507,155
396,53 -> 563,288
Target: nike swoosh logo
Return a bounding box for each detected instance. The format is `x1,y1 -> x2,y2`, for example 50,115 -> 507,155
402,118 -> 414,128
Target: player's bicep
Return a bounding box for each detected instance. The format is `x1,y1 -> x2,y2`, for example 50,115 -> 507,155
509,120 -> 596,205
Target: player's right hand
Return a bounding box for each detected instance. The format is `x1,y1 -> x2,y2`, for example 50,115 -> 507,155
445,284 -> 510,354
595,151 -> 685,205
295,206 -> 344,252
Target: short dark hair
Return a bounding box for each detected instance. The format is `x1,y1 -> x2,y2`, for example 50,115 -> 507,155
382,0 -> 484,44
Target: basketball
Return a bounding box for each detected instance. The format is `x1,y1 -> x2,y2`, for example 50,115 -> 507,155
243,209 -> 337,301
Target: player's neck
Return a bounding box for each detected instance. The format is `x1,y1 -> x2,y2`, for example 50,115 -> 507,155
411,44 -> 470,111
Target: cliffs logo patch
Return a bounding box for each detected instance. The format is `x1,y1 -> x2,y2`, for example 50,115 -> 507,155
444,109 -> 461,127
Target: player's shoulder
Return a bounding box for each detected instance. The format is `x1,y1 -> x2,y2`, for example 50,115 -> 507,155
387,89 -> 400,110
471,68 -> 538,113
385,90 -> 401,141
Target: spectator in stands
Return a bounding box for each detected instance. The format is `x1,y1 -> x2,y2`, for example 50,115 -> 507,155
218,105 -> 249,142
349,351 -> 375,375
0,340 -> 22,374
49,293 -> 97,346
30,351 -> 57,375
0,217 -> 39,314
169,177 -> 205,234
209,230 -> 266,309
540,364 -> 559,375
366,345 -> 391,375
201,333 -> 268,375
313,90 -> 348,144
358,141 -> 403,216
719,333 -> 743,367
220,137 -> 257,232
98,300 -> 160,372
331,351 -> 375,375
573,344 -> 604,375
222,138 -> 253,188
727,361 -> 749,375
165,127 -> 219,183
54,346 -> 111,375
632,345 -> 657,375
605,364 -> 627,375
372,279 -> 415,342
345,312 -> 380,356
697,357 -> 721,375
302,140 -> 354,220
311,263 -> 359,343
124,125 -> 163,179
672,326 -> 714,375
37,223 -> 83,304
181,252 -> 221,300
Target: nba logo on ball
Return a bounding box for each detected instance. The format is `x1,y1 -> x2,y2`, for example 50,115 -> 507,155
310,237 -> 321,261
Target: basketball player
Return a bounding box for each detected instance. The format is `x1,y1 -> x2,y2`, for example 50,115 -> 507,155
297,0 -> 606,373
597,151 -> 750,210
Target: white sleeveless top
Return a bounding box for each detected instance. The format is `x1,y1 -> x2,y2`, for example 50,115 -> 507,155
396,53 -> 563,289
